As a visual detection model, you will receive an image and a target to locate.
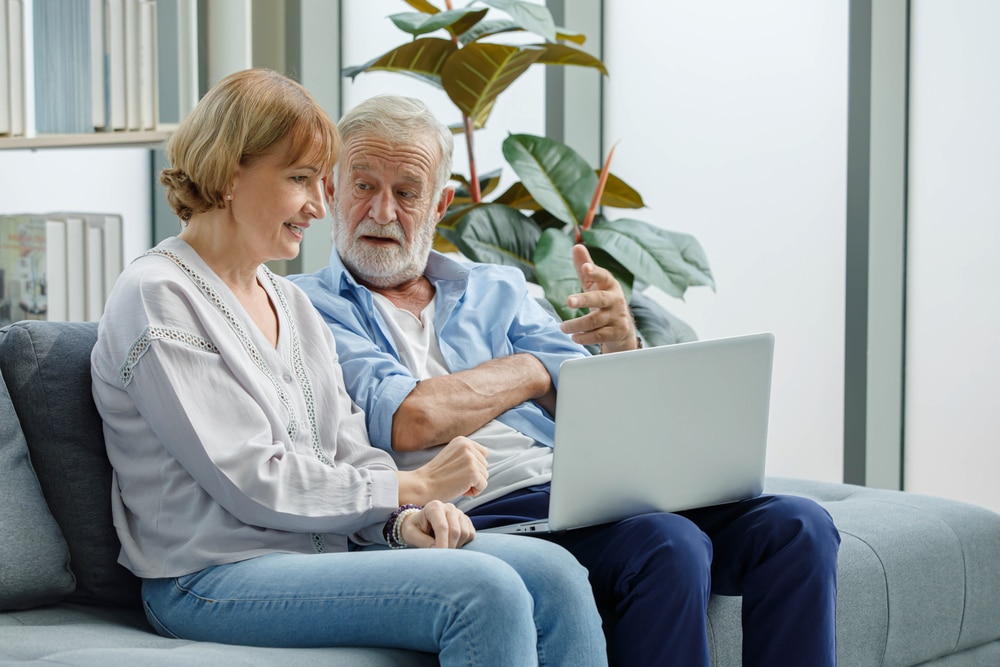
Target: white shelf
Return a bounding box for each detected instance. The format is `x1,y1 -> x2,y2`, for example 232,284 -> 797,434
0,130 -> 172,151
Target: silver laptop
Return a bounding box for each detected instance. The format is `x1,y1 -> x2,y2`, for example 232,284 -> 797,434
481,332 -> 774,534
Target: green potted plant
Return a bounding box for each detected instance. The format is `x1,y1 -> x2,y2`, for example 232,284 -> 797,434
343,0 -> 714,345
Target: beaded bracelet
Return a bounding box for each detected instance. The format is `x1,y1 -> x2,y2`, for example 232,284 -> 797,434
383,504 -> 422,549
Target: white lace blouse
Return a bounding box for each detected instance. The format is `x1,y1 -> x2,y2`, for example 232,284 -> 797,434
91,237 -> 398,578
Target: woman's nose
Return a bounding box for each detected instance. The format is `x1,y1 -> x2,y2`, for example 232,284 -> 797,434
305,179 -> 326,219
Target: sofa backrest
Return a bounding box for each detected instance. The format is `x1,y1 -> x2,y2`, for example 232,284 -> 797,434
0,320 -> 141,607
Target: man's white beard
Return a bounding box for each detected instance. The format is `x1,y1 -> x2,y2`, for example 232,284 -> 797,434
332,197 -> 436,289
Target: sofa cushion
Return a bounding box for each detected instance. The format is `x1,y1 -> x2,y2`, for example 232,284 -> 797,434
764,477 -> 1000,667
0,363 -> 76,610
0,321 -> 140,607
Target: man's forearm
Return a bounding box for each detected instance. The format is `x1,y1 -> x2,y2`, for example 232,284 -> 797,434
391,353 -> 553,451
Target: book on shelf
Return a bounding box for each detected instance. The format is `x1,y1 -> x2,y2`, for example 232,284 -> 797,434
43,217 -> 67,321
84,220 -> 104,321
6,0 -> 27,137
105,0 -> 127,130
2,0 -> 166,138
83,212 -> 123,310
0,211 -> 125,325
138,0 -> 157,130
90,0 -> 106,130
123,0 -> 139,130
0,2 -> 9,135
0,213 -> 61,324
59,214 -> 87,321
32,0 -> 94,135
156,0 -> 196,126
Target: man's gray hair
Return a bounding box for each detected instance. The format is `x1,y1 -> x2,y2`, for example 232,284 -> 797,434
336,95 -> 455,196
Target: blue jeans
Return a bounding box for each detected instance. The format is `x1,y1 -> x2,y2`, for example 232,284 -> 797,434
141,533 -> 606,667
467,487 -> 841,667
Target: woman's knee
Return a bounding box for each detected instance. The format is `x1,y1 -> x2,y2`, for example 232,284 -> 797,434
465,534 -> 594,602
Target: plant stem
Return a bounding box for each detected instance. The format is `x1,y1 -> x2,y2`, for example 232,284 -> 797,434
440,0 -> 481,203
582,141 -> 618,231
464,115 -> 481,202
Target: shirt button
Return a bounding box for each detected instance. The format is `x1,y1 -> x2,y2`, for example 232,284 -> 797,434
283,373 -> 293,382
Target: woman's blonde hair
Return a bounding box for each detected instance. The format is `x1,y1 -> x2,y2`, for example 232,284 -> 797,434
160,68 -> 340,221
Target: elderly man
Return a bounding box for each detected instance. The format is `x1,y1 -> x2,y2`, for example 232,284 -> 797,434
291,95 -> 840,666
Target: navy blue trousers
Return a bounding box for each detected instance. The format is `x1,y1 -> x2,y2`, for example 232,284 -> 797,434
467,485 -> 840,666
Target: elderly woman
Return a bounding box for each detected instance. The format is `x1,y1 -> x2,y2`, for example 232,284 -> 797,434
90,68 -> 605,666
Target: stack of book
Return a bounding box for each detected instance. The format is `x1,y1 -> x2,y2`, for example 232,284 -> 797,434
0,212 -> 124,325
2,0 -> 196,138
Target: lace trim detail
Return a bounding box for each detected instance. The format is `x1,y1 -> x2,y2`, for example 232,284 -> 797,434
260,269 -> 329,468
311,533 -> 326,553
120,327 -> 219,387
145,248 -> 301,442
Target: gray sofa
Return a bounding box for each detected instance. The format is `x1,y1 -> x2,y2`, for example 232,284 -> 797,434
2,320 -> 999,666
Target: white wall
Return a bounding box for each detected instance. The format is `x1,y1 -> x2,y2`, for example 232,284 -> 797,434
0,147 -> 152,263
604,1 -> 849,482
905,0 -> 1000,513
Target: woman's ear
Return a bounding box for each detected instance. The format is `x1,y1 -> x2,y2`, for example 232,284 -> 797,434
324,173 -> 336,205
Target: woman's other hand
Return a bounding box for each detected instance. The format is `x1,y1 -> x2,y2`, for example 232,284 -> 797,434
400,500 -> 476,549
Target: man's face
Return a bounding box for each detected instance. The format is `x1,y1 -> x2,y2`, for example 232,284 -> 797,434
330,131 -> 450,289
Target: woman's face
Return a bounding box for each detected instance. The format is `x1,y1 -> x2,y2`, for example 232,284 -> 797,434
228,137 -> 327,263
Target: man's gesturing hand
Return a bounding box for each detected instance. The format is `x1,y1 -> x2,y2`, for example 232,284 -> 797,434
560,244 -> 639,354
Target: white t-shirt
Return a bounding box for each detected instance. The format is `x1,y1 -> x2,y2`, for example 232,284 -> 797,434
372,292 -> 551,510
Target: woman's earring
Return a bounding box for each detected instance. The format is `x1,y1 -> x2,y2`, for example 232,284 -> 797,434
226,194 -> 233,201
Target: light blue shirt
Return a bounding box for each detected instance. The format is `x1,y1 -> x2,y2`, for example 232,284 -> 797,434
291,250 -> 591,452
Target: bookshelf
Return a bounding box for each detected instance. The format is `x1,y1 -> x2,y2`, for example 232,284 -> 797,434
1,0 -> 195,148
1,0 -> 341,275
0,130 -> 171,150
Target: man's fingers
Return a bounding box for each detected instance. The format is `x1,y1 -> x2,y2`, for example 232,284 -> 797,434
572,244 -> 594,284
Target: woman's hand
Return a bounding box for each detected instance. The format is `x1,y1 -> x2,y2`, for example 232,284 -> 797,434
397,436 -> 489,505
400,500 -> 476,549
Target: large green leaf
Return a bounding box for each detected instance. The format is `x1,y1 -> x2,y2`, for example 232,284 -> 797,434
600,173 -> 645,209
450,168 -> 503,205
480,0 -> 557,41
629,290 -> 698,346
502,134 -> 596,227
534,229 -> 584,320
530,43 -> 607,75
441,43 -> 544,129
493,181 -> 541,210
555,28 -> 586,45
389,8 -> 489,38
403,0 -> 440,14
459,18 -> 523,46
581,219 -> 715,299
342,38 -> 455,86
531,209 -> 570,231
458,19 -> 587,47
438,204 -> 541,281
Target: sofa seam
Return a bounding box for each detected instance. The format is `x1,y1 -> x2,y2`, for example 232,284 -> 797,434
837,528 -> 890,667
